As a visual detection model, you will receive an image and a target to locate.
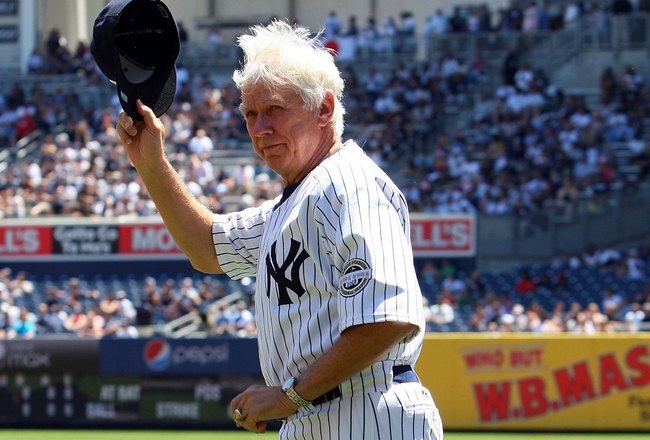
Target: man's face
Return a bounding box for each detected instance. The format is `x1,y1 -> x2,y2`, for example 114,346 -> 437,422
240,83 -> 326,185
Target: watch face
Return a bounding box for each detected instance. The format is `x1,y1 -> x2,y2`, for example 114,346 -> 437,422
282,377 -> 295,392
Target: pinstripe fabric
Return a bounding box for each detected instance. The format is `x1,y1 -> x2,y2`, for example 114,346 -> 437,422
280,382 -> 442,439
212,141 -> 441,438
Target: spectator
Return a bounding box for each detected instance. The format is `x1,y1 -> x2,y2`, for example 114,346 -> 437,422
625,248 -> 646,279
379,17 -> 398,41
429,296 -> 455,325
399,11 -> 417,37
563,1 -> 581,28
78,306 -> 106,338
188,128 -> 214,156
344,15 -> 359,37
64,303 -> 89,334
177,21 -> 189,43
231,300 -> 255,337
511,303 -> 530,331
468,304 -> 488,331
441,272 -> 466,296
539,315 -> 565,333
522,2 -> 540,32
601,288 -> 624,316
438,259 -> 457,279
600,67 -> 618,105
0,308 -> 11,338
11,307 -> 37,338
502,47 -> 521,86
208,27 -> 222,47
323,11 -> 342,39
46,28 -> 64,58
423,10 -> 448,37
515,270 -> 538,294
27,49 -> 46,74
624,302 -> 646,332
499,313 -> 516,332
14,108 -> 37,139
43,303 -> 67,334
111,320 -> 139,338
448,7 -> 468,33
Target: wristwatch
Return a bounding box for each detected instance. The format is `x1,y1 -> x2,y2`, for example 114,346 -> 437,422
281,377 -> 311,409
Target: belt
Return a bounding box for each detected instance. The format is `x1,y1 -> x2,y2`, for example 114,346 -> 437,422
311,365 -> 418,406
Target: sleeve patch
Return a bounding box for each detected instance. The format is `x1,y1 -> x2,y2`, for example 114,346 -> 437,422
339,258 -> 372,297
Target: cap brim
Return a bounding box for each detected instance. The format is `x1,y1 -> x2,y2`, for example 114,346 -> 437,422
115,56 -> 176,120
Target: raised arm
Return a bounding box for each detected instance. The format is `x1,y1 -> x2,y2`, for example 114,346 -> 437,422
116,100 -> 222,274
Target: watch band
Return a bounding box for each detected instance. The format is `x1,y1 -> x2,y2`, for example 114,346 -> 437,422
283,378 -> 311,408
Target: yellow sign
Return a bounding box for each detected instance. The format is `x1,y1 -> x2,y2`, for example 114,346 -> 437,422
418,334 -> 650,431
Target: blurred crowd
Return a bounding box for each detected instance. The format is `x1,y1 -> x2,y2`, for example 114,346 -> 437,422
0,73 -> 282,217
0,268 -> 259,339
397,60 -> 648,220
1,242 -> 647,339
1,45 -> 648,219
318,0 -> 649,59
321,0 -> 649,45
1,1 -> 648,220
421,243 -> 650,334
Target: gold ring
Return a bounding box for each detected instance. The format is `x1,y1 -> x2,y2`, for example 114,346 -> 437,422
234,408 -> 245,422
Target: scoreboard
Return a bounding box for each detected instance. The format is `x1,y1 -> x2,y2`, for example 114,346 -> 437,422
0,337 -> 266,428
0,373 -> 263,427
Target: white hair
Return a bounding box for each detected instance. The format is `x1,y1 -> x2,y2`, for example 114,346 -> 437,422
233,20 -> 345,137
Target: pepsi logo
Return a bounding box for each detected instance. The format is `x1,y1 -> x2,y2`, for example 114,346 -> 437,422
143,339 -> 171,371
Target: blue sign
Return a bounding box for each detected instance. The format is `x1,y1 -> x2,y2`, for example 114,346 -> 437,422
100,338 -> 261,375
0,25 -> 17,43
0,0 -> 17,16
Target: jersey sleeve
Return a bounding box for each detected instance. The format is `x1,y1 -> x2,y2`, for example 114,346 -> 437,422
315,170 -> 424,333
212,199 -> 276,280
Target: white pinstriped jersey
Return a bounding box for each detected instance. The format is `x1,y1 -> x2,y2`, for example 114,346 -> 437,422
212,140 -> 426,394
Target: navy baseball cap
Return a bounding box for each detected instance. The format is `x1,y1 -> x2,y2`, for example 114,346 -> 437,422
91,0 -> 180,119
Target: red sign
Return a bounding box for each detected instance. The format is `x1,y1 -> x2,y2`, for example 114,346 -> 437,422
118,224 -> 182,255
410,214 -> 475,257
0,226 -> 52,255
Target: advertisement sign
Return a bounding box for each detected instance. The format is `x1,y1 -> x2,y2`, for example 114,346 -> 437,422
0,0 -> 17,16
0,216 -> 476,261
0,24 -> 17,43
52,225 -> 119,255
410,214 -> 476,257
418,334 -> 650,431
0,222 -> 183,261
0,225 -> 51,256
100,338 -> 261,375
118,224 -> 182,255
0,339 -> 98,374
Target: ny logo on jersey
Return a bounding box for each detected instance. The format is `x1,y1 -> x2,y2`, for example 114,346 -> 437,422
266,239 -> 310,305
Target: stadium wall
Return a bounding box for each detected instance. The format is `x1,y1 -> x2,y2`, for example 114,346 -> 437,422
4,0 -> 513,71
38,0 -> 511,48
1,334 -> 649,431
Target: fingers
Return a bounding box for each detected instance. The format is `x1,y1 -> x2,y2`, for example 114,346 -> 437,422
255,421 -> 268,433
116,112 -> 137,145
117,100 -> 161,145
136,99 -> 159,127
